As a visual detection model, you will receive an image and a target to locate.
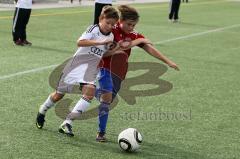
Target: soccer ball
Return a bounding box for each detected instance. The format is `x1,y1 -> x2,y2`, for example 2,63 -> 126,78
118,128 -> 143,152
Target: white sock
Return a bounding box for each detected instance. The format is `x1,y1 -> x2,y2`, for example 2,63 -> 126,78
72,97 -> 91,113
62,119 -> 73,126
39,95 -> 55,115
63,97 -> 91,125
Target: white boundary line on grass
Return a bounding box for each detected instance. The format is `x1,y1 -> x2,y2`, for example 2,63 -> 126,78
0,23 -> 240,81
0,65 -> 58,80
155,23 -> 240,44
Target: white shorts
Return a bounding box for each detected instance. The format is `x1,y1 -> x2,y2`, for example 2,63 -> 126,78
56,55 -> 99,94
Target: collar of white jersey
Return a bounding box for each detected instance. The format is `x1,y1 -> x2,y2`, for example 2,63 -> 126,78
97,24 -> 111,36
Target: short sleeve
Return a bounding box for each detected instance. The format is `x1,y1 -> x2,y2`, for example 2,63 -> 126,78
78,25 -> 96,41
78,31 -> 94,41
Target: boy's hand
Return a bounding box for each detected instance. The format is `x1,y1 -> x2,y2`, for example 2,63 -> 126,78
168,61 -> 180,71
105,41 -> 117,50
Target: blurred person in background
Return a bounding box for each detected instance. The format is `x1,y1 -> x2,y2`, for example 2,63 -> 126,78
70,0 -> 82,4
94,0 -> 112,24
12,0 -> 32,46
169,0 -> 181,22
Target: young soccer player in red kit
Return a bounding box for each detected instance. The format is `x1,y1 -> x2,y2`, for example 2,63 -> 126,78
96,5 -> 179,142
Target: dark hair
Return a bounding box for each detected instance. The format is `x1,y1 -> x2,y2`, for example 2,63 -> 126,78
118,5 -> 139,21
99,5 -> 119,21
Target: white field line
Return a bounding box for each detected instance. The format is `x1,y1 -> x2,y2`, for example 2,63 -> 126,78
0,64 -> 58,80
231,47 -> 240,50
0,24 -> 240,81
154,24 -> 240,45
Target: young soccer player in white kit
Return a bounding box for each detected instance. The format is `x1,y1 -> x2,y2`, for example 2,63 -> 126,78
36,6 -> 151,137
36,6 -> 119,136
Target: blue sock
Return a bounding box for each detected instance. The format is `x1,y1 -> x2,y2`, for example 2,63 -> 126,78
98,102 -> 110,133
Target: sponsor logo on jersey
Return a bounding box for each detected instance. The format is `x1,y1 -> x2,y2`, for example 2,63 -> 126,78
88,46 -> 104,57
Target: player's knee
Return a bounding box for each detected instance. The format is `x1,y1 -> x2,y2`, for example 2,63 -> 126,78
82,90 -> 95,100
51,92 -> 64,102
100,92 -> 112,103
82,84 -> 95,101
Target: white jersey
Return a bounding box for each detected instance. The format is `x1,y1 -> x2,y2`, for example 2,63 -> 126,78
95,0 -> 112,4
56,24 -> 113,94
16,0 -> 32,9
74,24 -> 113,58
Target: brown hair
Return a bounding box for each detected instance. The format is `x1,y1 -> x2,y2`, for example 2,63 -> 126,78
99,5 -> 119,21
118,5 -> 139,21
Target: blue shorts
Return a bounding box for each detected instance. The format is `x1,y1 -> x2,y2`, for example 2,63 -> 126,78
98,68 -> 114,93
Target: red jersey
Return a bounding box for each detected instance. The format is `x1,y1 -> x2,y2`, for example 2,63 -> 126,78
99,22 -> 145,80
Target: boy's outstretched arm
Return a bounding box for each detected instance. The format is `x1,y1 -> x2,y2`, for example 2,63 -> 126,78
142,44 -> 180,71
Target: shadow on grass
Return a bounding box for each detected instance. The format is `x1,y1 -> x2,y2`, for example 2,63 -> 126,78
52,130 -> 206,159
33,118 -> 206,159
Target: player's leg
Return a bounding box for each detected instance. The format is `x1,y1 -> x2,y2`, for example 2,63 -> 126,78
12,7 -> 24,45
111,72 -> 123,100
36,92 -> 64,129
96,92 -> 112,142
96,68 -> 123,142
95,68 -> 113,141
59,84 -> 95,137
12,7 -> 18,42
174,0 -> 181,21
39,91 -> 65,114
21,8 -> 32,45
169,0 -> 175,21
173,0 -> 179,21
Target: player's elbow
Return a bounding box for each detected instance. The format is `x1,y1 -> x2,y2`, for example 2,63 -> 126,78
77,40 -> 81,47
